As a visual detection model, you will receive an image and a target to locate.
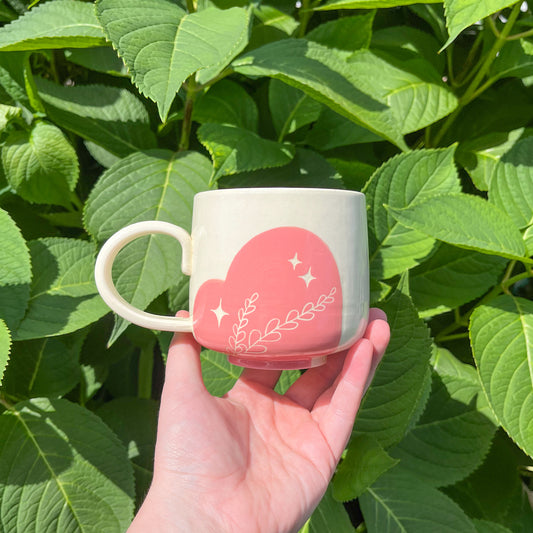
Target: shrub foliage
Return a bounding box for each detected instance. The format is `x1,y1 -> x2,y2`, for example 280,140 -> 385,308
0,0 -> 532,531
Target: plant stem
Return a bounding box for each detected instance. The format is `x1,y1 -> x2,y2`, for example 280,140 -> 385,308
507,26 -> 533,40
0,393 -> 14,411
446,44 -> 456,85
436,262 -> 532,343
487,14 -> 501,38
460,4 -> 521,103
503,271 -> 533,291
0,185 -> 12,198
435,321 -> 465,342
453,30 -> 484,86
196,67 -> 232,92
438,332 -> 470,342
23,54 -> 46,115
138,341 -> 155,400
461,269 -> 533,325
298,0 -> 313,38
431,2 -> 522,147
186,0 -> 195,13
178,77 -> 197,152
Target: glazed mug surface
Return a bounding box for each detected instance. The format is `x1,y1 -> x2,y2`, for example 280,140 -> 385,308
94,188 -> 369,369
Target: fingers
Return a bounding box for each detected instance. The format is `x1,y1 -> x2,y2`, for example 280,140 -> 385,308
312,338 -> 374,459
368,307 -> 387,322
283,308 -> 389,409
283,351 -> 346,409
238,368 -> 283,390
161,311 -> 205,402
363,310 -> 390,393
365,309 -> 389,357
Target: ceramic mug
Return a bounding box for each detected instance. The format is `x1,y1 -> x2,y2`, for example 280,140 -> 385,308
94,188 -> 369,369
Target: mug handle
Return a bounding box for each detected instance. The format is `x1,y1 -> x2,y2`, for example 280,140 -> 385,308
94,221 -> 193,332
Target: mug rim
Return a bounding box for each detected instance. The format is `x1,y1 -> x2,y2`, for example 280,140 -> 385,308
196,187 -> 365,198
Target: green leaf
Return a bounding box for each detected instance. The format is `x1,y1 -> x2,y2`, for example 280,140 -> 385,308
233,39 -> 408,150
2,121 -> 78,207
456,128 -> 529,191
0,0 -> 106,51
64,46 -> 128,77
451,82 -> 533,146
275,370 -> 300,395
317,0 -> 441,9
365,146 -> 461,279
409,243 -> 507,317
307,12 -> 374,51
442,0 -> 517,48
200,348 -> 300,397
96,0 -> 251,121
1,335 -> 82,399
14,238 -> 109,340
219,147 -> 345,190
305,107 -> 381,150
194,79 -> 258,131
0,2 -> 16,23
347,49 -> 458,134
248,4 -> 298,50
470,295 -> 533,457
370,278 -> 392,305
35,77 -> 157,157
371,25 -> 445,74
390,347 -> 497,487
84,150 -> 211,342
327,155 -> 377,192
0,208 -> 31,332
409,4 -> 448,44
360,467 -> 477,533
0,398 -> 134,531
84,141 -> 121,169
0,102 -> 21,130
201,349 -> 242,397
387,193 -> 528,262
524,225 -> 533,256
444,429 -> 532,526
252,4 -> 298,37
332,435 -> 399,502
353,288 -> 433,448
306,485 -> 354,533
269,79 -> 321,141
489,137 -> 533,229
472,519 -> 513,533
197,122 -> 295,182
0,51 -> 28,107
491,39 -> 533,81
96,397 -> 158,506
0,319 -> 10,387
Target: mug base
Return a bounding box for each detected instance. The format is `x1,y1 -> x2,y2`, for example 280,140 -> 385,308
227,355 -> 327,370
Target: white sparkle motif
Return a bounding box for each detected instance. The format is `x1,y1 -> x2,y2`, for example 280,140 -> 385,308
298,267 -> 316,288
211,299 -> 229,327
288,253 -> 302,270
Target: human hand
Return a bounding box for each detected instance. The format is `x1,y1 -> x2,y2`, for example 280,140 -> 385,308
129,309 -> 390,533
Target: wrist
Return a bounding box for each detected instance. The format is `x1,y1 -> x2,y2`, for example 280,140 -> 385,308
128,486 -> 223,533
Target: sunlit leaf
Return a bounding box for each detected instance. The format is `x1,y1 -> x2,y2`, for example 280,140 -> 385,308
97,0 -> 251,120
470,295 -> 533,457
0,398 -> 134,531
0,0 -> 105,51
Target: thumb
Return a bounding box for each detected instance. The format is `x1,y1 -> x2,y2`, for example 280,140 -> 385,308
160,311 -> 205,403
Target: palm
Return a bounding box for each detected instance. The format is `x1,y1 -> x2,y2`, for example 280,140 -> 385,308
137,310 -> 389,533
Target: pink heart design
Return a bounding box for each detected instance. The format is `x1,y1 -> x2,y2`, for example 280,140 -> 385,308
193,227 -> 343,359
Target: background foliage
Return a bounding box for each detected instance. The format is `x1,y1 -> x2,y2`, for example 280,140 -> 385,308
0,0 -> 532,531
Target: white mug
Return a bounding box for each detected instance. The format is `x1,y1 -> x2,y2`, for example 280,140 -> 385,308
94,188 -> 369,369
